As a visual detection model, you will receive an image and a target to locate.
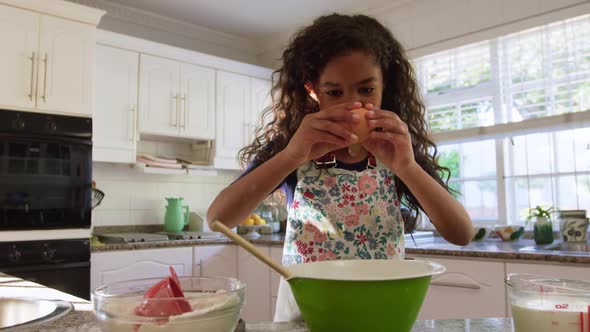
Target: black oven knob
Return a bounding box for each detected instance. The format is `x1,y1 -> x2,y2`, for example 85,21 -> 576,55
8,246 -> 21,263
42,245 -> 56,261
12,118 -> 25,130
46,121 -> 57,132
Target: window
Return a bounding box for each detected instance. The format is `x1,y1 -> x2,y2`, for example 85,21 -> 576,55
416,14 -> 590,225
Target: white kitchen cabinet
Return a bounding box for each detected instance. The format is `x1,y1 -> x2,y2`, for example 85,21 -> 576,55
247,77 -> 273,144
180,63 -> 216,140
0,5 -> 39,110
0,2 -> 102,117
93,44 -> 139,163
139,54 -> 215,140
505,262 -> 590,317
214,70 -> 251,170
91,247 -> 193,291
214,71 -> 272,170
139,54 -> 180,137
36,15 -> 95,117
411,256 -> 507,320
238,246 -> 272,323
193,245 -> 237,278
270,246 -> 283,321
270,246 -> 283,298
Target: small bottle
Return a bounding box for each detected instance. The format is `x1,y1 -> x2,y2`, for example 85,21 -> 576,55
533,216 -> 553,245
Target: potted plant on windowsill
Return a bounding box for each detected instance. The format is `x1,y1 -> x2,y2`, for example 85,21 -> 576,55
526,205 -> 554,245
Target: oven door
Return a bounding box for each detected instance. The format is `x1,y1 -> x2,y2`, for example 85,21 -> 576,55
0,134 -> 92,230
4,261 -> 90,300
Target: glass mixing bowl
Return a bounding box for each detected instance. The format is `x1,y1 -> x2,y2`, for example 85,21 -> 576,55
93,276 -> 245,332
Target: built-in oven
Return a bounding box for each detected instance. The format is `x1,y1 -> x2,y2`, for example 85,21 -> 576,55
0,239 -> 90,300
0,109 -> 93,299
0,109 -> 92,230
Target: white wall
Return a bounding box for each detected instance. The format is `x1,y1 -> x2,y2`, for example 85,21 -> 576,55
91,163 -> 235,227
258,0 -> 590,67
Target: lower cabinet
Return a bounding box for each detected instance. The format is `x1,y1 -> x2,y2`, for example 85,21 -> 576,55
270,246 -> 284,320
194,244 -> 237,278
238,246 -> 271,323
410,256 -> 507,319
90,247 -> 193,291
92,244 -> 590,323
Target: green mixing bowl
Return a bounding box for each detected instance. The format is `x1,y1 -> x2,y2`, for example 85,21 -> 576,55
286,259 -> 445,332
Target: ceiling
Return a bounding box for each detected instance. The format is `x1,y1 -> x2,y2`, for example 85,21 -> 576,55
105,0 -> 408,40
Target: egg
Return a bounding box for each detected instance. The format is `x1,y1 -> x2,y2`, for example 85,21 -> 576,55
346,108 -> 371,156
348,108 -> 371,143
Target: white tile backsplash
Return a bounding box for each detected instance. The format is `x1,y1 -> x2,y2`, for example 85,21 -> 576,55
92,163 -> 235,227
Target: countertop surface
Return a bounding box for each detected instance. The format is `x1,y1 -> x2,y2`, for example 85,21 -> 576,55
91,232 -> 590,264
1,272 -> 515,331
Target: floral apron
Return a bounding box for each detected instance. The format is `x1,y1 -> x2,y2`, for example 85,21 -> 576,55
274,155 -> 405,322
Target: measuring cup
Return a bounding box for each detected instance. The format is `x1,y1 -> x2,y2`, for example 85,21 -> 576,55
506,274 -> 590,332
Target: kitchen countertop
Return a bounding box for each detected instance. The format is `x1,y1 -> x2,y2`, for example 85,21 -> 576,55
91,231 -> 590,264
1,273 -> 515,332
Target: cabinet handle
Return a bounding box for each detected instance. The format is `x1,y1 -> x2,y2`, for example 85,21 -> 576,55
41,53 -> 48,102
28,52 -> 35,101
199,259 -> 203,277
181,94 -> 188,129
129,104 -> 136,142
172,94 -> 179,127
430,274 -> 482,290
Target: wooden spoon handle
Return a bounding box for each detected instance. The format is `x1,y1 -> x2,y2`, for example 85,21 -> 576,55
211,220 -> 292,279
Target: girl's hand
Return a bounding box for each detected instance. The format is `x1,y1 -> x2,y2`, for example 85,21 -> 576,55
283,101 -> 362,165
362,104 -> 417,175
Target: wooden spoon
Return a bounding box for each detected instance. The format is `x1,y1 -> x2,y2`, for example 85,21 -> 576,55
211,220 -> 293,279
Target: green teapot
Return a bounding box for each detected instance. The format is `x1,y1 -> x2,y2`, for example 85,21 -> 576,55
164,197 -> 189,233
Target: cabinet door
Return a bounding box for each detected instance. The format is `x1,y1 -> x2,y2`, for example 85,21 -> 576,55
0,5 -> 39,110
193,245 -> 237,278
247,78 -> 272,144
90,247 -> 193,291
270,246 -> 283,298
412,256 -> 507,319
238,246 -> 271,323
37,14 -> 94,117
214,70 -> 250,170
139,54 -> 180,137
180,63 -> 215,140
93,45 -> 138,163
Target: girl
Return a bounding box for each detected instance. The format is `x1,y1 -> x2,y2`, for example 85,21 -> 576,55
207,13 -> 473,321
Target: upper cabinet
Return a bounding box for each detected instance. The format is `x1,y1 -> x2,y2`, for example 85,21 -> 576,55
214,71 -> 272,170
214,71 -> 251,170
181,63 -> 216,140
139,54 -> 215,140
36,15 -> 95,117
248,77 -> 273,144
93,44 -> 139,163
0,1 -> 104,117
0,5 -> 39,110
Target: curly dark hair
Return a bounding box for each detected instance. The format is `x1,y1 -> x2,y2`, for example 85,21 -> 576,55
240,13 -> 452,232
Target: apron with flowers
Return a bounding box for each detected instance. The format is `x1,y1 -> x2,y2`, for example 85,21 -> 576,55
274,156 -> 405,322
282,155 -> 405,265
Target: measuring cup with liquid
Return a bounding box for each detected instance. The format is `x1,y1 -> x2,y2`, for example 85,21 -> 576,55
506,274 -> 590,332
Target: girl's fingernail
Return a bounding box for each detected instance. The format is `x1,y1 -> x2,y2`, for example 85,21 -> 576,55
351,113 -> 360,121
350,134 -> 358,143
365,103 -> 374,109
369,120 -> 377,126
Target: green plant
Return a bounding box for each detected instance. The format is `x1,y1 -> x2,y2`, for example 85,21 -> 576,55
525,205 -> 554,226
